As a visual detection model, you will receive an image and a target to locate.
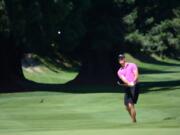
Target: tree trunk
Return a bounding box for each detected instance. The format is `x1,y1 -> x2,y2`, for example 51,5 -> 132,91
69,50 -> 119,86
0,34 -> 24,89
0,0 -> 25,90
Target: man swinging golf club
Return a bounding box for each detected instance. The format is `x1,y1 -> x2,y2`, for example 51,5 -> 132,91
117,54 -> 139,123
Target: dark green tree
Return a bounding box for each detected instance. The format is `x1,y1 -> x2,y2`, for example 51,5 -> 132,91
59,0 -> 124,85
0,0 -> 24,86
124,0 -> 180,58
1,0 -> 180,87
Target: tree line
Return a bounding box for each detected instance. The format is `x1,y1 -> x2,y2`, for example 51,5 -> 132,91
0,0 -> 179,86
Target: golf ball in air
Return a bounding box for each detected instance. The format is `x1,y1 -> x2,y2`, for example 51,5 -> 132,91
58,31 -> 61,35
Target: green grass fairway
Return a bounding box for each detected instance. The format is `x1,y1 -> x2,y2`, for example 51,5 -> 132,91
0,55 -> 180,135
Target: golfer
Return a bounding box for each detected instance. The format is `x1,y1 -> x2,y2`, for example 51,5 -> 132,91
117,54 -> 139,123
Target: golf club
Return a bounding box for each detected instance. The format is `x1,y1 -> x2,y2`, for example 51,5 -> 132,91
117,81 -> 129,87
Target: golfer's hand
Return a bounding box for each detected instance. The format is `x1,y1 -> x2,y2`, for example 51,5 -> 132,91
128,82 -> 135,87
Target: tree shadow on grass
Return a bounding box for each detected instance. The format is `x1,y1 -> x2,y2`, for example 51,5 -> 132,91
139,67 -> 180,74
0,62 -> 180,94
131,53 -> 180,67
139,80 -> 180,93
0,79 -> 179,94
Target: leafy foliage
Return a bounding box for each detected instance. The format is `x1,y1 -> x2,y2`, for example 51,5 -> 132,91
1,0 -> 180,57
124,0 -> 180,57
0,0 -> 9,35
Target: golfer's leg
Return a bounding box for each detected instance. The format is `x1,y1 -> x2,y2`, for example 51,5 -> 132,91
128,103 -> 137,123
126,106 -> 131,116
124,93 -> 131,116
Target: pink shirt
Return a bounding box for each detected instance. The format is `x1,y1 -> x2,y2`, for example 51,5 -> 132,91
117,63 -> 138,83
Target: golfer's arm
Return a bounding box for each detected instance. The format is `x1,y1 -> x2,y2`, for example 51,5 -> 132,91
133,68 -> 139,83
119,75 -> 130,85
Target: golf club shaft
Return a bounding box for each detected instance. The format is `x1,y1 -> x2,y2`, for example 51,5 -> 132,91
117,81 -> 128,87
